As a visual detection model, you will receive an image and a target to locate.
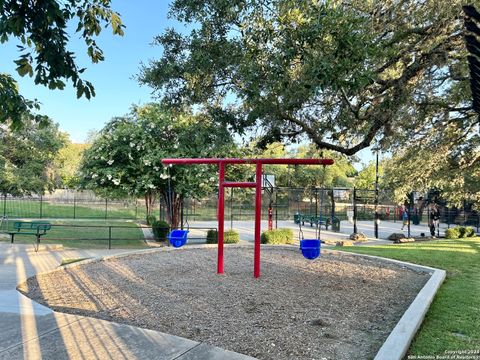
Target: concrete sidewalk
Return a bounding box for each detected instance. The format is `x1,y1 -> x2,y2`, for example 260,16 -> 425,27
185,219 -> 442,244
0,244 -> 254,360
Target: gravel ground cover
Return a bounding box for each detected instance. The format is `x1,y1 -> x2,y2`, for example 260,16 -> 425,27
18,247 -> 430,360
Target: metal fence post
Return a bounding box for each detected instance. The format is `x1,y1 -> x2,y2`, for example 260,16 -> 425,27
105,199 -> 108,220
73,193 -> 76,219
108,226 -> 112,249
135,199 -> 138,220
447,207 -> 450,229
353,187 -> 357,234
3,194 -> 6,218
158,196 -> 164,220
40,195 -> 43,219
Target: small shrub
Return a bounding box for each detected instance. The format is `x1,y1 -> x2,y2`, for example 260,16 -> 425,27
465,227 -> 476,237
152,220 -> 169,242
458,226 -> 476,238
146,215 -> 157,226
206,229 -> 239,244
445,227 -> 460,239
261,228 -> 294,244
224,230 -> 240,244
206,229 -> 218,244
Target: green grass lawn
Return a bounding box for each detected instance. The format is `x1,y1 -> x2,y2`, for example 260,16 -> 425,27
338,238 -> 480,356
0,220 -> 148,249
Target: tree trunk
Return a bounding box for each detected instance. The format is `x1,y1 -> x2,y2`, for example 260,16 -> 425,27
144,191 -> 156,219
162,190 -> 182,228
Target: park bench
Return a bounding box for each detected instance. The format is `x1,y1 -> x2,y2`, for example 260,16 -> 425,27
3,221 -> 51,244
294,213 -> 340,231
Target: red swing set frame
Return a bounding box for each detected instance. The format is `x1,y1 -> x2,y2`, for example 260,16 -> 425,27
161,158 -> 334,278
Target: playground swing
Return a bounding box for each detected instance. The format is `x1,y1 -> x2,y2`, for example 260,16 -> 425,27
298,164 -> 327,260
166,166 -> 189,248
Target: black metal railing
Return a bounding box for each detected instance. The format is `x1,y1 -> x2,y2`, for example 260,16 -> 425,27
3,223 -> 217,250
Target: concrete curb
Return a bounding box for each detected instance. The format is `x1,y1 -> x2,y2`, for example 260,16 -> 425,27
328,249 -> 446,360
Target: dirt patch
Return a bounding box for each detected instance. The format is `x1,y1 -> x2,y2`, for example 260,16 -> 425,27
18,247 -> 429,360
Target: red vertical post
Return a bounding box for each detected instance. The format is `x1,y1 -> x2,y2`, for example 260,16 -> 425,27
254,162 -> 262,278
217,162 -> 225,274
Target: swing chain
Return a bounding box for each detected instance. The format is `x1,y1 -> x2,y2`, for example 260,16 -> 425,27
167,165 -> 174,227
317,162 -> 327,241
298,212 -> 304,240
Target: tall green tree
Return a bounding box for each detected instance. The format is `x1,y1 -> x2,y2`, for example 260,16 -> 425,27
54,140 -> 90,189
232,141 -> 356,188
140,0 -> 476,155
382,137 -> 480,207
80,104 -> 236,226
0,117 -> 66,196
288,145 -> 356,189
354,162 -> 384,190
1,0 -> 125,128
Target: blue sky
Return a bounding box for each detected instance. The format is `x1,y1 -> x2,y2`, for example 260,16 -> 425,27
2,0 -> 175,142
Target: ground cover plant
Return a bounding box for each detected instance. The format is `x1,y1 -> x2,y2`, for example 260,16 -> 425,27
338,238 -> 480,356
0,220 -> 147,249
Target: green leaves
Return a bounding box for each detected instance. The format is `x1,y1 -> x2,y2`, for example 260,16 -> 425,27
141,0 -> 474,157
1,0 -> 125,128
75,80 -> 95,99
110,13 -> 124,36
14,58 -> 33,77
0,117 -> 65,196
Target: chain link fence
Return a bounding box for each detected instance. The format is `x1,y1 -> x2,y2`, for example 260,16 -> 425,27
3,189 -> 479,230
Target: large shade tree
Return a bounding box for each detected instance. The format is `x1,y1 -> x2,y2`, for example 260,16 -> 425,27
382,137 -> 480,208
54,139 -> 90,189
1,0 -> 124,128
140,0 -> 476,156
0,117 -> 66,197
80,104 -> 236,226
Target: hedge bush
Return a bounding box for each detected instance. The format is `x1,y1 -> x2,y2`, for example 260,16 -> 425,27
445,226 -> 476,239
152,220 -> 169,242
445,228 -> 459,239
224,230 -> 240,243
206,229 -> 218,244
146,215 -> 157,226
459,226 -> 476,238
206,229 -> 239,244
465,227 -> 476,237
261,228 -> 294,244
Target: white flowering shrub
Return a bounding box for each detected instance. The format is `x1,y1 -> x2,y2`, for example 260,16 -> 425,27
80,103 -> 237,226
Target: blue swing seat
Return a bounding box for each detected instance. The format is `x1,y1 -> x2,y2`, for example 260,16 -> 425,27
300,239 -> 321,260
169,229 -> 189,248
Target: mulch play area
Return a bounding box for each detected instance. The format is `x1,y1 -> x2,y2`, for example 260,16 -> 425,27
18,247 -> 429,360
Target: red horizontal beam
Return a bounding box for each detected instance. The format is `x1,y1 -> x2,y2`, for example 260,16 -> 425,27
223,182 -> 256,188
162,158 -> 334,165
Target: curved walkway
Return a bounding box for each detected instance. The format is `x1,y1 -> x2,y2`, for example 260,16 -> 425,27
0,244 -> 254,360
